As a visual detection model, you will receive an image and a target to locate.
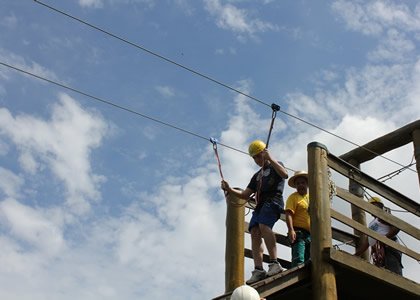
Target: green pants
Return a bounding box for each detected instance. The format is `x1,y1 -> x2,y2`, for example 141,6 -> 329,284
291,229 -> 311,268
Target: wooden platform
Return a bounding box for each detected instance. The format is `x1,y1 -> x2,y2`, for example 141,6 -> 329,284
213,250 -> 420,299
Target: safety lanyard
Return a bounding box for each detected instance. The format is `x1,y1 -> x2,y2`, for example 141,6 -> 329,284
256,103 -> 280,205
210,137 -> 224,181
266,103 -> 280,148
210,137 -> 230,197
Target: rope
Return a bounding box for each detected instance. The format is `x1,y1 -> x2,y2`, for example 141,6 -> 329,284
210,138 -> 225,181
265,103 -> 280,148
255,104 -> 281,206
328,168 -> 336,202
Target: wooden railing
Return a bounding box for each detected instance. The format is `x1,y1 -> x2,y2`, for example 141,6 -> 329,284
308,141 -> 420,299
223,120 -> 420,298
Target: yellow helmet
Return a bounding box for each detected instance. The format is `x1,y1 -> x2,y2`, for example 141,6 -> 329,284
248,140 -> 266,157
369,197 -> 383,205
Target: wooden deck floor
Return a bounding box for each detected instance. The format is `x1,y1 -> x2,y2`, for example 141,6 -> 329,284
213,250 -> 420,300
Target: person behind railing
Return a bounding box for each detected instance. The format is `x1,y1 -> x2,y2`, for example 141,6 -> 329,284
285,171 -> 311,268
354,197 -> 403,275
221,140 -> 288,284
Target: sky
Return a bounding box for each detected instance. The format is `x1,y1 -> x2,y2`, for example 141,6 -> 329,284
0,0 -> 419,299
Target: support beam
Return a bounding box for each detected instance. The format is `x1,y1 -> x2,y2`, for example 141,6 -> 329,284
308,142 -> 337,300
224,190 -> 245,293
413,129 -> 420,188
347,159 -> 368,261
340,120 -> 420,163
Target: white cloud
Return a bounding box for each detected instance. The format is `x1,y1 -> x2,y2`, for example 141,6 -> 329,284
368,29 -> 415,62
155,85 -> 175,98
0,48 -> 59,82
0,94 -> 109,215
331,0 -> 420,36
0,199 -> 65,256
204,0 -> 278,39
78,0 -> 104,8
286,60 -> 417,130
78,0 -> 156,9
0,168 -> 23,199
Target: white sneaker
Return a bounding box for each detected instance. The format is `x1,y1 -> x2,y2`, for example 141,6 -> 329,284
266,262 -> 284,276
246,269 -> 266,284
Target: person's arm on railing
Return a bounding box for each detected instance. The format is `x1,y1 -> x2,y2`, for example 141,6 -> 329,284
386,224 -> 399,239
354,235 -> 369,256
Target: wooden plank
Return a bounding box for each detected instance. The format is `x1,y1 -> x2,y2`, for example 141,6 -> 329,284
330,209 -> 420,261
329,248 -> 420,296
245,222 -> 357,248
212,263 -> 311,300
327,153 -> 420,217
256,264 -> 311,298
244,248 -> 291,269
331,227 -> 357,247
336,187 -> 420,240
339,119 -> 420,163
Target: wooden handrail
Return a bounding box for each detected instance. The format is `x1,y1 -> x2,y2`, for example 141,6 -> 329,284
336,187 -> 420,240
330,209 -> 420,261
328,153 -> 420,217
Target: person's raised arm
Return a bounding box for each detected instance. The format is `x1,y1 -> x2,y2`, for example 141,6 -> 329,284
263,149 -> 288,179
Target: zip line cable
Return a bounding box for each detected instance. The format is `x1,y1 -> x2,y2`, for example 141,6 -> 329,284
1,61 -> 300,174
33,0 -> 417,173
377,155 -> 416,183
33,0 -> 270,109
0,63 -> 206,142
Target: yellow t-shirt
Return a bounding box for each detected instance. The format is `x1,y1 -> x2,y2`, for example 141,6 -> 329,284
285,192 -> 310,232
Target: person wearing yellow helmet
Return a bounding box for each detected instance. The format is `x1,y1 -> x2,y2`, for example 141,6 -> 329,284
355,196 -> 403,275
221,140 -> 288,284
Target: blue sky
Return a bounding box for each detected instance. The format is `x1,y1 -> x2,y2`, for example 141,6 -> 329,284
0,0 -> 419,299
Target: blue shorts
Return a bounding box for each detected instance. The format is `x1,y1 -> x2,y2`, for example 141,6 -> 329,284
249,199 -> 283,230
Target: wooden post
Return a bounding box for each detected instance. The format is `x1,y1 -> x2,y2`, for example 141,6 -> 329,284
348,159 -> 368,261
308,142 -> 337,300
412,129 -> 420,188
225,189 -> 245,293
